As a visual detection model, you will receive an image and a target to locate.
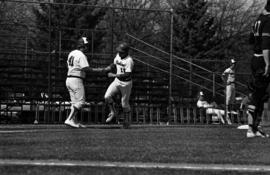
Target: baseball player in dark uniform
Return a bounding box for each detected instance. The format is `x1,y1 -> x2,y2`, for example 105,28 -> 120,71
103,42 -> 134,129
65,37 -> 104,128
246,1 -> 270,138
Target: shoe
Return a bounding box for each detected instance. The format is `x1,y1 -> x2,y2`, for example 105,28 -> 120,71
106,112 -> 115,123
247,129 -> 256,138
64,119 -> 79,128
255,129 -> 269,138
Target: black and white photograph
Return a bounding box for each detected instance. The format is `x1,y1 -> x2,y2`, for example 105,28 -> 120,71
0,0 -> 270,174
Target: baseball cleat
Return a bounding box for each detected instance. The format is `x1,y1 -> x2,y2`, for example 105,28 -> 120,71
64,119 -> 80,128
255,129 -> 269,138
246,129 -> 256,138
106,112 -> 115,123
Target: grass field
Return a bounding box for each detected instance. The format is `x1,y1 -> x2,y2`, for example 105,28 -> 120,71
0,124 -> 270,175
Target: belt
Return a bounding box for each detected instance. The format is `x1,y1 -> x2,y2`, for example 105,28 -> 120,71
227,82 -> 235,85
67,75 -> 84,80
116,77 -> 132,82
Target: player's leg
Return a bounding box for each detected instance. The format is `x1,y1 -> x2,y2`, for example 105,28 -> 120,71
225,86 -> 229,121
246,101 -> 269,138
66,104 -> 79,121
225,85 -> 232,125
73,81 -> 86,128
246,103 -> 256,138
120,81 -> 132,129
253,102 -> 268,137
104,80 -> 119,123
247,58 -> 269,137
215,109 -> 225,124
65,78 -> 85,128
65,78 -> 77,127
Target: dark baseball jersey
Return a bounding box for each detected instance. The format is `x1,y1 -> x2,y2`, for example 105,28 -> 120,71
251,13 -> 270,54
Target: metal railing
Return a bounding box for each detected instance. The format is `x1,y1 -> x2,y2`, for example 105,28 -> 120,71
126,33 -> 247,98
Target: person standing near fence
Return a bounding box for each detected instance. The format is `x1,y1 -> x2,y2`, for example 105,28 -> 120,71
103,42 -> 134,129
245,0 -> 270,138
65,37 -> 104,128
222,59 -> 236,125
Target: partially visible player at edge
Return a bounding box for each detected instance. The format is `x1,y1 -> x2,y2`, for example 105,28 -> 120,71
246,0 -> 270,138
65,37 -> 104,128
103,42 -> 134,129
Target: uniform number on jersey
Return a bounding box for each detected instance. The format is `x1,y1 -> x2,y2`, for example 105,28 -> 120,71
120,68 -> 126,73
253,20 -> 261,36
68,56 -> 74,66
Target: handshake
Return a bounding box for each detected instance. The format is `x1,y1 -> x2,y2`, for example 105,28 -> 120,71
92,66 -> 110,73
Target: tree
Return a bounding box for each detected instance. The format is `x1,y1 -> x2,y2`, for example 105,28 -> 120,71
0,1 -> 36,51
32,0 -> 107,52
0,1 -> 37,98
210,0 -> 264,72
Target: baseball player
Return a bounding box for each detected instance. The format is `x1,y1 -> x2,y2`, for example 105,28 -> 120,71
65,37 -> 104,128
222,59 -> 236,125
103,42 -> 134,129
245,0 -> 270,138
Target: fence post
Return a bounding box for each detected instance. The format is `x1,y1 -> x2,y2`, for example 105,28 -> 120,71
34,101 -> 39,124
168,8 -> 174,124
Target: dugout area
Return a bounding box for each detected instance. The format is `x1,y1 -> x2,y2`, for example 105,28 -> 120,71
0,1 -> 258,125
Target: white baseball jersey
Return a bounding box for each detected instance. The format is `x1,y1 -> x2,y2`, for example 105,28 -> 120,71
114,54 -> 134,81
67,50 -> 89,79
104,54 -> 134,112
222,67 -> 235,84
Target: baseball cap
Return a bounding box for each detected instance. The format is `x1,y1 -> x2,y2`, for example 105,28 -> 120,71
82,37 -> 88,44
116,42 -> 129,53
231,59 -> 236,64
77,37 -> 88,49
200,91 -> 204,96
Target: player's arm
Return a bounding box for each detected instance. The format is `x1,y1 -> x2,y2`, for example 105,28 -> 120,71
103,63 -> 115,72
81,66 -> 104,72
263,50 -> 270,76
221,70 -> 227,82
262,22 -> 270,76
82,64 -> 116,73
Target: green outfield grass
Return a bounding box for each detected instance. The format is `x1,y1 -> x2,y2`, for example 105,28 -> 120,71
0,124 -> 269,175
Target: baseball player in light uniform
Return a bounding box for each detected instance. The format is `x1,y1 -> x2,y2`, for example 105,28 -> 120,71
197,91 -> 225,124
103,42 -> 134,129
65,37 -> 104,128
222,59 -> 236,125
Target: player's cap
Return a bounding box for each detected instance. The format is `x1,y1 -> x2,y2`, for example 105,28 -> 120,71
265,0 -> 270,12
231,59 -> 236,64
77,37 -> 88,49
116,42 -> 129,53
